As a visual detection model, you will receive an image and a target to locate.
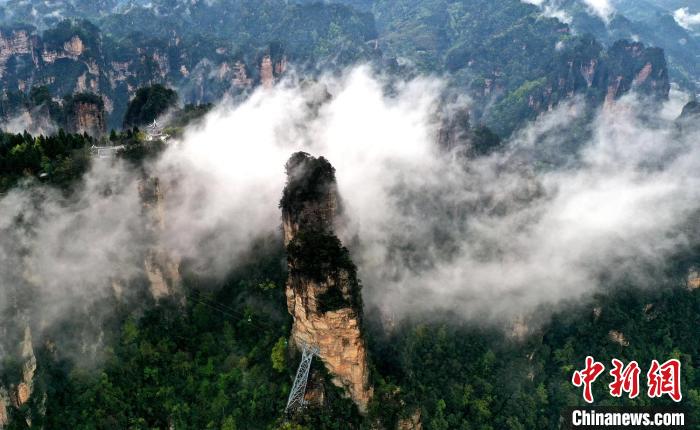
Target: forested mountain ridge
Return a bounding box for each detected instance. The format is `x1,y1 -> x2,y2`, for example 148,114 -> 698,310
0,3 -> 377,128
548,0 -> 700,90
0,121 -> 697,429
0,1 -> 699,430
0,0 -> 673,134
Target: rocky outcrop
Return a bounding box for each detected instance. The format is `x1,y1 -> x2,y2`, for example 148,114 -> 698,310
72,100 -> 105,135
144,248 -> 181,300
0,325 -> 38,429
608,330 -> 630,347
65,93 -> 106,137
260,55 -> 275,89
275,56 -> 288,76
281,152 -> 373,413
139,177 -> 182,301
13,327 -> 36,408
63,36 -> 84,58
0,388 -> 9,429
491,36 -> 671,135
602,40 -> 669,105
686,267 -> 700,290
397,409 -> 423,430
677,101 -> 700,132
0,21 -> 295,128
437,106 -> 503,157
680,101 -> 700,120
0,29 -> 33,78
42,35 -> 85,63
437,107 -> 471,152
281,154 -> 339,245
232,61 -> 252,88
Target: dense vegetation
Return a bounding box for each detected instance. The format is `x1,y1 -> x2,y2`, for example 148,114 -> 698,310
280,152 -> 337,216
287,230 -> 361,314
556,0 -> 700,89
123,85 -> 178,128
0,0 -> 675,134
0,1 -> 378,127
367,285 -> 700,429
4,235 -> 696,429
0,2 -> 698,429
2,127 -> 693,428
0,130 -> 92,191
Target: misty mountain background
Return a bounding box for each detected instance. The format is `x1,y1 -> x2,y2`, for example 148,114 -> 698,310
1,0 -> 697,130
0,1 -> 699,429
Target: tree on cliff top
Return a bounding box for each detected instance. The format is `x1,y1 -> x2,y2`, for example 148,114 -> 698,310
122,84 -> 178,128
280,152 -> 336,215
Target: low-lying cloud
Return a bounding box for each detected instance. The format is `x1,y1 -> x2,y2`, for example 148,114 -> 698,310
583,0 -> 614,23
1,109 -> 58,136
522,0 -> 614,24
1,67 -> 698,347
521,0 -> 572,24
674,7 -> 700,32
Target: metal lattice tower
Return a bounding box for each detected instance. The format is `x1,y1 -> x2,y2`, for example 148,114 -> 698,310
285,344 -> 319,415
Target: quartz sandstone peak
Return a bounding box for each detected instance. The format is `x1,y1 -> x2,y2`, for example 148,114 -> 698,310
138,177 -> 182,301
281,152 -> 373,413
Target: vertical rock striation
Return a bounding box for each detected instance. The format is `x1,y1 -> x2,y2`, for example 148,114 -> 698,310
0,325 -> 38,429
260,55 -> 275,89
281,152 -> 373,413
138,177 -> 182,301
0,388 -> 8,429
65,93 -> 106,137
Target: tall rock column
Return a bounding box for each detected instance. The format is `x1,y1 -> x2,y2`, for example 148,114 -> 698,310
65,93 -> 106,137
281,152 -> 373,413
138,177 -> 182,301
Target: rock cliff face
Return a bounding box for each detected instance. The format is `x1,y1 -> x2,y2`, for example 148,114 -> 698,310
678,101 -> 700,131
602,40 -> 669,105
687,267 -> 700,290
0,388 -> 8,429
489,36 -> 671,135
0,21 -> 294,128
138,177 -> 182,300
260,55 -> 275,89
547,38 -> 669,108
0,28 -> 34,79
281,152 -> 373,413
13,327 -> 37,409
70,100 -> 105,136
0,325 -> 38,430
397,409 -> 423,430
65,93 -> 106,136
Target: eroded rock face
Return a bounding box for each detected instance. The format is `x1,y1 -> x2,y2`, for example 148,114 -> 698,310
63,36 -> 84,58
687,267 -> 700,290
0,29 -> 33,79
232,61 -> 252,88
16,327 -> 36,407
75,101 -> 105,135
281,152 -> 373,413
65,96 -> 106,137
603,41 -> 669,105
261,55 -> 275,89
397,409 -> 423,430
608,330 -> 630,347
138,177 -> 182,300
497,37 -> 670,135
144,248 -> 181,300
0,325 -> 38,429
0,388 -> 9,429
